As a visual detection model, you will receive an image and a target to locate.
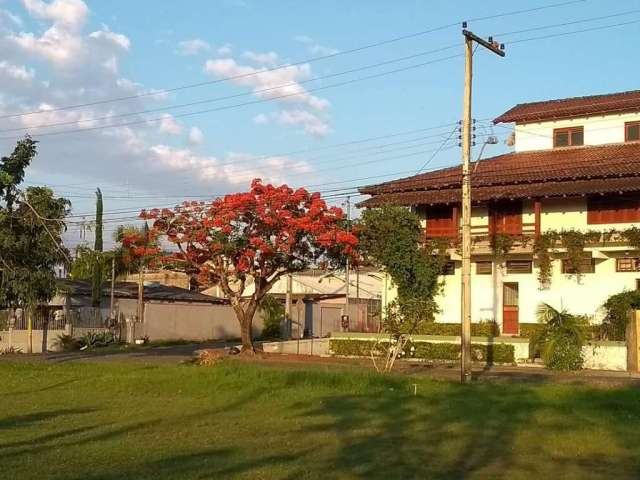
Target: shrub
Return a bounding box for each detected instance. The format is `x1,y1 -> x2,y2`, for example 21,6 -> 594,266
601,290 -> 640,341
415,321 -> 499,337
197,349 -> 225,367
530,303 -> 587,371
329,339 -> 515,364
260,294 -> 284,339
78,331 -> 117,349
53,334 -> 81,352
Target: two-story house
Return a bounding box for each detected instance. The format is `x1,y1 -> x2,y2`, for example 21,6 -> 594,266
359,90 -> 640,334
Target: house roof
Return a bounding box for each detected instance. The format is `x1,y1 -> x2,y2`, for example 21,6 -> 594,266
358,142 -> 640,207
57,279 -> 227,304
493,90 -> 640,124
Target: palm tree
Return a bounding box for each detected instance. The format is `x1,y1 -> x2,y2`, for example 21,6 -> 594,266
531,303 -> 587,370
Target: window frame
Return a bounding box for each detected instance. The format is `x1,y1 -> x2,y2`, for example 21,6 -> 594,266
561,258 -> 595,274
441,261 -> 456,276
476,261 -> 492,275
553,126 -> 584,148
506,260 -> 533,275
616,257 -> 640,272
625,121 -> 640,143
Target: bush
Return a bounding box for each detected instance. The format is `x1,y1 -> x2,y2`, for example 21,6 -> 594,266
78,331 -> 117,349
530,303 -> 587,371
54,334 -> 82,352
415,321 -> 500,337
543,334 -> 584,371
260,294 -> 284,339
329,338 -> 515,364
601,290 -> 640,341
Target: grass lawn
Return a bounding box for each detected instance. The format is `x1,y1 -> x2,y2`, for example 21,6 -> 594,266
1,360 -> 640,479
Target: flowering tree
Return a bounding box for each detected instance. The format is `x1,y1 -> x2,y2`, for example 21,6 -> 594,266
136,179 -> 358,353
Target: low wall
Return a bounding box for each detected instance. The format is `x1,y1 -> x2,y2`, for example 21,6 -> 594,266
0,329 -> 66,353
262,338 -> 330,356
582,342 -> 627,371
329,333 -> 629,372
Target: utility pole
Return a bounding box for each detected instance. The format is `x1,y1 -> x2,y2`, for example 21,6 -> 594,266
110,256 -> 116,321
344,196 -> 351,330
460,25 -> 505,384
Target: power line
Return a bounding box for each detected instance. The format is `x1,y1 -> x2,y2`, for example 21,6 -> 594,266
0,54 -> 463,141
0,0 -> 583,120
0,44 -> 461,134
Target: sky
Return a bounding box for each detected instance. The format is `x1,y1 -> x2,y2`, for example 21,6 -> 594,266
0,0 -> 638,249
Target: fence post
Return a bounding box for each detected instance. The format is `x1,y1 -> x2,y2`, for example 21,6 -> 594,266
626,310 -> 640,372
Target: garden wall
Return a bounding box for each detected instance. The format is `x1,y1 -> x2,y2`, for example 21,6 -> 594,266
327,333 -> 628,371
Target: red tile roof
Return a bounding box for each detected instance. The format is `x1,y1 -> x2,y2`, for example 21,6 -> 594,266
493,90 -> 640,124
358,142 -> 640,207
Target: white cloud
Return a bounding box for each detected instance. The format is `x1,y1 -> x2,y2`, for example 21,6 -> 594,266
176,38 -> 210,56
0,60 -> 34,81
252,113 -> 269,125
158,113 -> 182,135
188,126 -> 205,145
216,44 -> 232,56
294,35 -> 339,57
204,57 -> 329,111
22,0 -> 88,30
242,50 -> 279,66
89,27 -> 130,50
274,109 -> 331,137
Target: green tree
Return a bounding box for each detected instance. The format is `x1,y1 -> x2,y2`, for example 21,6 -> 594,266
0,137 -> 70,334
91,188 -> 103,307
359,205 -> 445,331
260,294 -> 284,339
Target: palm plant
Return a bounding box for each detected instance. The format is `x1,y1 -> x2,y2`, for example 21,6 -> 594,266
530,303 -> 587,371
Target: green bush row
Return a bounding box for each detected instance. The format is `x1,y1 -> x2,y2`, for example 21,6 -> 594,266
518,323 -> 604,340
415,321 -> 500,337
329,339 -> 515,364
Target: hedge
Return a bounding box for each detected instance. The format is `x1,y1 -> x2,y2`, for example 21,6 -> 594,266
518,323 -> 601,339
329,339 -> 515,364
415,321 -> 500,337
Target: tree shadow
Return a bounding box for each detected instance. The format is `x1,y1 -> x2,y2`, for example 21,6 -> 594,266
0,408 -> 96,430
291,379 -> 640,479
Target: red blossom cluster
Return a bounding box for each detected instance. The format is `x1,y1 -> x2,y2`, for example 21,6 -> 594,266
136,179 -> 359,285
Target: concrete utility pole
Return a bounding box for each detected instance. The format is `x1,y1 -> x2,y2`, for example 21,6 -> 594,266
460,26 -> 505,384
344,196 -> 351,328
110,256 -> 116,321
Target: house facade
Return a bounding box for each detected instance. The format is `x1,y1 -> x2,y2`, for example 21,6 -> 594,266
360,90 -> 640,334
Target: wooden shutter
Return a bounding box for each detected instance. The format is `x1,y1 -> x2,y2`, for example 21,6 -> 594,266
426,205 -> 458,238
506,260 -> 532,274
587,195 -> 640,224
490,201 -> 523,235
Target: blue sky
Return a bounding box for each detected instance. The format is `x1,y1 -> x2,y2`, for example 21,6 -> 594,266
0,0 -> 638,247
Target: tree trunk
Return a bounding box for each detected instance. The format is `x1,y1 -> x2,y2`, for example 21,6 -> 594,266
232,301 -> 258,355
41,315 -> 49,354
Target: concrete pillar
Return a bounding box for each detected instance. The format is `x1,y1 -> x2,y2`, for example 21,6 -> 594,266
626,310 -> 640,372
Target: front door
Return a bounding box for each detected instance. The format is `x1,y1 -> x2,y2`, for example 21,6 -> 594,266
502,282 -> 519,335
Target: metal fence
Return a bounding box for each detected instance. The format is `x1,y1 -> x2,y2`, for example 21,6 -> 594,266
0,306 -> 111,331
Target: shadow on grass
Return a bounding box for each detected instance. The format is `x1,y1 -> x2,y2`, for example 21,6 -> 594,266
291,376 -> 640,479
0,408 -> 96,430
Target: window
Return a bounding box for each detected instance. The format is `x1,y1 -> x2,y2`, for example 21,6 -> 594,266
626,121 -> 640,142
616,257 -> 640,272
489,201 -> 523,235
476,261 -> 492,275
587,195 -> 640,224
562,258 -> 595,274
441,261 -> 456,275
553,126 -> 584,147
506,260 -> 532,274
425,205 -> 458,238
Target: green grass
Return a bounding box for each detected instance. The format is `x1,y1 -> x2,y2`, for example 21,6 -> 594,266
1,361 -> 640,479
